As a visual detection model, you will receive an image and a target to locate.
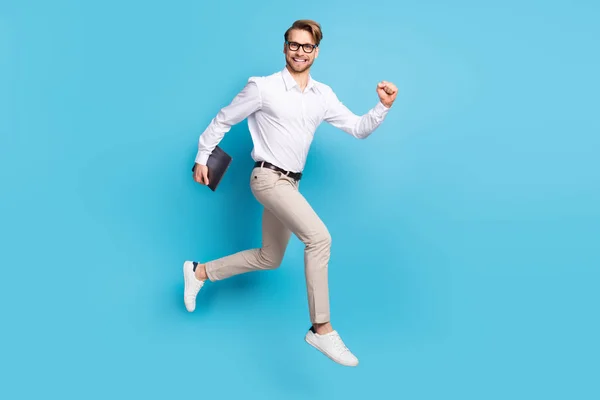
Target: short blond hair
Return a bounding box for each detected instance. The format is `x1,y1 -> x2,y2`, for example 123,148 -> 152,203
284,19 -> 323,46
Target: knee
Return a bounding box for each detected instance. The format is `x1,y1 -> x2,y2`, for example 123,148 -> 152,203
304,229 -> 331,273
319,230 -> 332,248
257,249 -> 284,270
308,227 -> 332,251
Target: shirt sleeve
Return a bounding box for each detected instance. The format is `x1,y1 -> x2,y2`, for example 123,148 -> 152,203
195,78 -> 262,165
322,88 -> 390,139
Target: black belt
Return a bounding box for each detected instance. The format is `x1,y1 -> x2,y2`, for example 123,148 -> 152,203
254,161 -> 302,181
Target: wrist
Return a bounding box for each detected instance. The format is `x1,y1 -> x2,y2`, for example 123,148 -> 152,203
379,100 -> 394,109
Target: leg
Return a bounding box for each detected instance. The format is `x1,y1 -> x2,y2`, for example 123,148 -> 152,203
250,167 -> 359,367
202,207 -> 292,281
250,168 -> 332,325
183,206 -> 290,312
183,173 -> 291,312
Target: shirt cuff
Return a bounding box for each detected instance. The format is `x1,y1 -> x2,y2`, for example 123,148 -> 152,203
374,101 -> 391,116
195,152 -> 209,165
375,100 -> 391,112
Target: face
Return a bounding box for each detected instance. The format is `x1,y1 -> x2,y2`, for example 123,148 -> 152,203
283,29 -> 319,73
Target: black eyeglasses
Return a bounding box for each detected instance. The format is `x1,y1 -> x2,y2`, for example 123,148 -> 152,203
286,41 -> 317,53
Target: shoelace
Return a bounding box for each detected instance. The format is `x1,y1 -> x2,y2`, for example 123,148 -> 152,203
193,279 -> 204,291
329,333 -> 349,355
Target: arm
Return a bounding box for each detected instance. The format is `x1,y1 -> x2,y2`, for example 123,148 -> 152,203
323,81 -> 398,139
195,78 -> 262,165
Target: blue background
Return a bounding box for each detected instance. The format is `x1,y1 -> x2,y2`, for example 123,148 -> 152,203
1,0 -> 598,399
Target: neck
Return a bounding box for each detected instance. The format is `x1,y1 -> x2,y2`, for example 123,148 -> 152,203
286,65 -> 310,90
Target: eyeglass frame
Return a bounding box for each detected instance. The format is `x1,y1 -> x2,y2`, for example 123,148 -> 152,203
285,40 -> 318,53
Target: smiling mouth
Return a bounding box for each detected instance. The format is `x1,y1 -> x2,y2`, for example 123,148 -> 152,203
293,58 -> 308,63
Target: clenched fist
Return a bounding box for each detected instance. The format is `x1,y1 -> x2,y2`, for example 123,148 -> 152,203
193,163 -> 209,185
376,81 -> 398,108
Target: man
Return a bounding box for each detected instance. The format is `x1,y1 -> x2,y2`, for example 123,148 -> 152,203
183,19 -> 397,367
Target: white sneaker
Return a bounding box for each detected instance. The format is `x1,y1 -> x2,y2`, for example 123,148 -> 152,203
183,261 -> 205,312
305,327 -> 359,367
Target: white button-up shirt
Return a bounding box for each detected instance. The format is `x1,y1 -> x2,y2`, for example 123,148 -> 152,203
195,66 -> 390,173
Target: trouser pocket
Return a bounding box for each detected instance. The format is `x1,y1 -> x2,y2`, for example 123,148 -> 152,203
250,167 -> 280,192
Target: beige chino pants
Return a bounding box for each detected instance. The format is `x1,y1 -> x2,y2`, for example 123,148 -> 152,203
205,165 -> 331,324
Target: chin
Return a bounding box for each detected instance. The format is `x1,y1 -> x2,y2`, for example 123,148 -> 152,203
287,59 -> 312,73
292,66 -> 310,73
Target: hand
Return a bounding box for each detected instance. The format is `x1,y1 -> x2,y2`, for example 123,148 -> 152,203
193,163 -> 209,185
376,81 -> 398,108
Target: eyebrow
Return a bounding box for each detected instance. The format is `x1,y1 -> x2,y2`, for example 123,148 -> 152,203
288,41 -> 316,45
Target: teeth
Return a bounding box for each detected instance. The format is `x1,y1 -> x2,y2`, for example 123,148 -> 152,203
294,58 -> 307,62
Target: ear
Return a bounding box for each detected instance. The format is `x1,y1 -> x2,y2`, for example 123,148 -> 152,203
314,46 -> 320,59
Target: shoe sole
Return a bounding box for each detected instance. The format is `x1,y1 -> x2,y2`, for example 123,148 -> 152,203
183,261 -> 195,312
304,333 -> 359,367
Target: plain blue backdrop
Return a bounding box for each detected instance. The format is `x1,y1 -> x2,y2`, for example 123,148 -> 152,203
1,0 -> 598,399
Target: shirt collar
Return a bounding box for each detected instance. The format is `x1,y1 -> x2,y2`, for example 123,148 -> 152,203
282,66 -> 316,93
